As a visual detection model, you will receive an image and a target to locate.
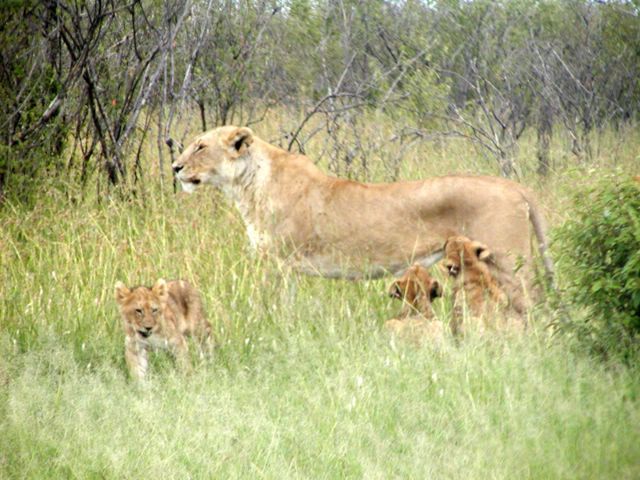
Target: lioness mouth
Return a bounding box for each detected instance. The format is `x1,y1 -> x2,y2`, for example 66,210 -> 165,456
190,178 -> 201,185
138,330 -> 152,338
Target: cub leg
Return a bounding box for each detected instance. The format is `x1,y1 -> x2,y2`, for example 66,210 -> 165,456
125,337 -> 148,380
171,336 -> 192,373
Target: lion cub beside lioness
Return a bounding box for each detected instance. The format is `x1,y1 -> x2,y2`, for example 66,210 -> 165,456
385,264 -> 446,345
443,235 -> 526,334
114,279 -> 211,380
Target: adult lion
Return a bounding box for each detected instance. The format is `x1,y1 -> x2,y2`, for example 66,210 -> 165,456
172,126 -> 553,282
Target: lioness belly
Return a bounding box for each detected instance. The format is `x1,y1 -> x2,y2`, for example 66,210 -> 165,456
287,249 -> 445,280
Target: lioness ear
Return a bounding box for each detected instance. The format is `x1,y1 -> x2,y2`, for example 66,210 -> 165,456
226,127 -> 253,157
471,241 -> 492,261
152,278 -> 168,300
114,281 -> 130,304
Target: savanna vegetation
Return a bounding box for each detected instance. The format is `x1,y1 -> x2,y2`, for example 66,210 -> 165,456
1,1 -> 639,478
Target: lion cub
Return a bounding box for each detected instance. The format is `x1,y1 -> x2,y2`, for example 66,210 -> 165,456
443,235 -> 525,334
114,279 -> 211,380
385,264 -> 445,345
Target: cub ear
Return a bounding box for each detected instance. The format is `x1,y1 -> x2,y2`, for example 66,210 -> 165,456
388,279 -> 403,299
114,281 -> 130,304
225,127 -> 253,157
429,280 -> 443,301
471,241 -> 492,261
152,278 -> 169,300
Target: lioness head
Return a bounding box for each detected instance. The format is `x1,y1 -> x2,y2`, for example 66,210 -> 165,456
443,235 -> 493,278
389,264 -> 442,306
114,279 -> 169,339
171,126 -> 254,192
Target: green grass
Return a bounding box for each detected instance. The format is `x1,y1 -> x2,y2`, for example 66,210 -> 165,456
1,127 -> 639,478
2,327 -> 638,479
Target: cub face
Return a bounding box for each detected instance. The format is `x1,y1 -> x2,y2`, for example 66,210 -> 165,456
443,235 -> 493,278
114,279 -> 168,340
388,264 -> 442,312
171,126 -> 254,193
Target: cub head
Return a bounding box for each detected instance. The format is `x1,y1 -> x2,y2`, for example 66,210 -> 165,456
171,126 -> 254,193
388,264 -> 442,308
114,279 -> 169,339
443,235 -> 492,278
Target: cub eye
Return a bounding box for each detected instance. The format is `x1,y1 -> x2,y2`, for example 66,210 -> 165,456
135,308 -> 143,316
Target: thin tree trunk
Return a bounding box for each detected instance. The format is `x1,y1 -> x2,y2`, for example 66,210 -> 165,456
198,99 -> 207,131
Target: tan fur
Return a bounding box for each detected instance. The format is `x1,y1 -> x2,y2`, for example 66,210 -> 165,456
114,279 -> 211,380
443,235 -> 525,334
384,317 -> 446,347
388,264 -> 442,319
172,126 -> 553,285
385,264 -> 445,345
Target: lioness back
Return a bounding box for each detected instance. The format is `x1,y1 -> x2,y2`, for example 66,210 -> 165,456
114,279 -> 211,380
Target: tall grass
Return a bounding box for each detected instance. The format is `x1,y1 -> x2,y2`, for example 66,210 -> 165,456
2,326 -> 638,478
1,125 -> 639,478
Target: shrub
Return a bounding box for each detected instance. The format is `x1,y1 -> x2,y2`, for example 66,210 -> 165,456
553,176 -> 640,358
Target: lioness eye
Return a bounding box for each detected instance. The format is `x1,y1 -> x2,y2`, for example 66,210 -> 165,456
135,308 -> 143,316
195,143 -> 205,152
151,307 -> 159,315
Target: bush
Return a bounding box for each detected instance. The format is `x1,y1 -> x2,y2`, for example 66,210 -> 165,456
554,176 -> 640,358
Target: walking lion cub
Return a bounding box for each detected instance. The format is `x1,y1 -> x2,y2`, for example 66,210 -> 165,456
114,279 -> 211,380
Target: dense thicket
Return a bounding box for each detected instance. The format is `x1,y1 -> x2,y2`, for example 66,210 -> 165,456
1,0 -> 639,200
554,178 -> 640,360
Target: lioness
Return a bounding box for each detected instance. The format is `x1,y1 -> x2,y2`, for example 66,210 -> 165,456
385,264 -> 445,345
443,235 -> 525,334
172,126 -> 553,283
114,279 -> 211,380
